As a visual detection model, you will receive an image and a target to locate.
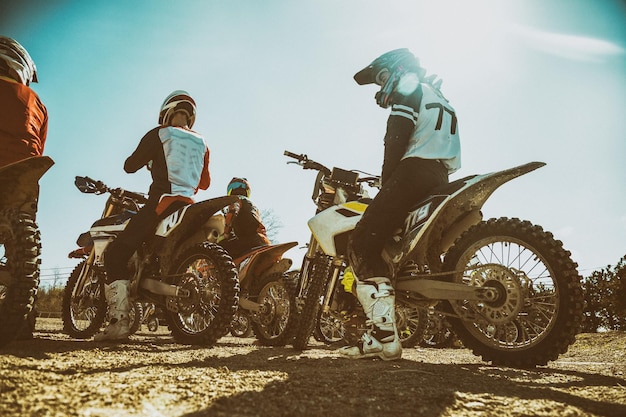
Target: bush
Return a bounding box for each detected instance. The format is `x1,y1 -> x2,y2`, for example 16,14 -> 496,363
36,284 -> 64,314
581,255 -> 626,332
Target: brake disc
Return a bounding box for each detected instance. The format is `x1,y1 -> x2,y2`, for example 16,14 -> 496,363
453,264 -> 524,325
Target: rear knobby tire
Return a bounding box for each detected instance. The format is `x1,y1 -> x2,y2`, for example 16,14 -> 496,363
165,242 -> 239,346
443,217 -> 584,367
0,209 -> 41,348
250,272 -> 297,346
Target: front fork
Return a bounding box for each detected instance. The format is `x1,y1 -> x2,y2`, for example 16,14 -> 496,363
320,258 -> 344,315
294,235 -> 344,315
295,235 -> 319,301
72,251 -> 98,300
294,236 -> 322,313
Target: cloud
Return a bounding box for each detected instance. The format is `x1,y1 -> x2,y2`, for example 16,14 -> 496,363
509,24 -> 625,62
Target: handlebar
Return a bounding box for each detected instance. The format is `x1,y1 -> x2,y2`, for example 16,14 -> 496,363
283,150 -> 332,176
284,150 -> 383,207
284,150 -> 380,187
74,176 -> 148,204
359,176 -> 381,189
122,190 -> 149,204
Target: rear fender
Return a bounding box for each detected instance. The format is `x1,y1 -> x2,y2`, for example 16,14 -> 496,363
156,195 -> 239,260
236,242 -> 298,286
394,162 -> 545,266
0,156 -> 54,214
156,195 -> 237,238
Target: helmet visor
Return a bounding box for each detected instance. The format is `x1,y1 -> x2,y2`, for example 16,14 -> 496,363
354,66 -> 375,85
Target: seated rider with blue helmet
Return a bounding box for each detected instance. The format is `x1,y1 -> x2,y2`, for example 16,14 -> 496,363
220,177 -> 270,260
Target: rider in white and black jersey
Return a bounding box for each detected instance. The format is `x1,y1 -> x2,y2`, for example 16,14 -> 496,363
124,123 -> 210,214
339,49 -> 461,361
95,90 -> 211,342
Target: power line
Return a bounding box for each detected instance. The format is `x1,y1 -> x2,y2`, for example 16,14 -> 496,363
40,266 -> 77,272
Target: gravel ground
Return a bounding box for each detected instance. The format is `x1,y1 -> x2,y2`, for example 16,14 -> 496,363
0,319 -> 625,417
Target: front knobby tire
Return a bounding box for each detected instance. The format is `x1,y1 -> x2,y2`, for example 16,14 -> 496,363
250,272 -> 297,346
443,217 -> 584,367
165,242 -> 239,346
0,209 -> 41,348
62,260 -> 107,339
314,308 -> 345,344
292,256 -> 332,351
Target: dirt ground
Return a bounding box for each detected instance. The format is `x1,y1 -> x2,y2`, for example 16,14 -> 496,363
1,319 -> 625,417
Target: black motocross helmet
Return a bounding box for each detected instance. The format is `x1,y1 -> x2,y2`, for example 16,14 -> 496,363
354,48 -> 423,108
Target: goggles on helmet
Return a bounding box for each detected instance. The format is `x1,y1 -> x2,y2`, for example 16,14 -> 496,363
227,178 -> 251,197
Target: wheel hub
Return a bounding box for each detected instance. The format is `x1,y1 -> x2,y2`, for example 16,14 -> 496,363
169,274 -> 201,315
462,264 -> 524,324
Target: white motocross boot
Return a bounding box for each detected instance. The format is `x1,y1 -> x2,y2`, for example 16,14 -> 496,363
337,277 -> 402,361
94,280 -> 131,342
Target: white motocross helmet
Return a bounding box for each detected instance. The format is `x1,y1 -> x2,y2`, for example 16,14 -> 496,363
158,90 -> 197,128
0,36 -> 38,86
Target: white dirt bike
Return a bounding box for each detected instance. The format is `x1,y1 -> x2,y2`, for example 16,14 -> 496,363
62,176 -> 240,346
285,150 -> 583,367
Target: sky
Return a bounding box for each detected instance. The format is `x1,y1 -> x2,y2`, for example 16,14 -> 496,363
2,0 -> 625,287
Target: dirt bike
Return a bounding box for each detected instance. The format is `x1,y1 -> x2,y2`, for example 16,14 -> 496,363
0,156 -> 54,348
284,150 -> 584,367
229,310 -> 253,337
128,302 -> 160,334
62,176 -> 240,346
226,241 -> 298,345
419,307 -> 459,348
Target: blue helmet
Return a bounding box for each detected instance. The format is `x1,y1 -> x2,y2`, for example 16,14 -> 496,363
227,177 -> 251,197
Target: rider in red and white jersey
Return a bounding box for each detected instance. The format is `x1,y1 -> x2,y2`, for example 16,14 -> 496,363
95,90 -> 211,342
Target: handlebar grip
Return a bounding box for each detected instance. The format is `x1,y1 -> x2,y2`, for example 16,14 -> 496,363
284,150 -> 305,161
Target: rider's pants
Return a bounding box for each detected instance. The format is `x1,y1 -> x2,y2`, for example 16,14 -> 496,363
347,157 -> 448,279
104,198 -> 185,283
